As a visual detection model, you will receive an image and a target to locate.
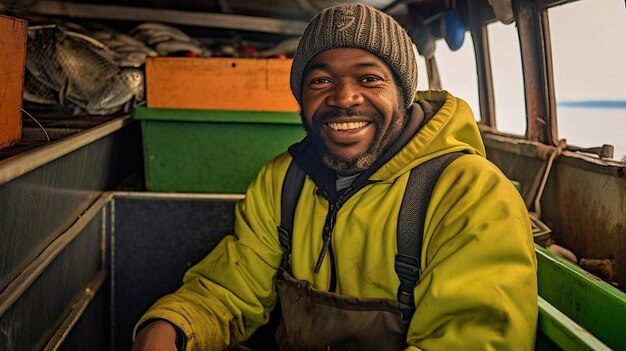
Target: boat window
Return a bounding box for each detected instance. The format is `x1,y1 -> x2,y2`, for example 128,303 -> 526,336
435,33 -> 480,122
548,0 -> 626,160
487,20 -> 526,136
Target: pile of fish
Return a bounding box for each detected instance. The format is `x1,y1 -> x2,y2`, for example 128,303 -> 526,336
22,19 -> 300,116
129,22 -> 207,58
23,21 -> 216,115
25,25 -> 145,115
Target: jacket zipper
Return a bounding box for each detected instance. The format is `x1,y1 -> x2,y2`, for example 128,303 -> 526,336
314,186 -> 354,292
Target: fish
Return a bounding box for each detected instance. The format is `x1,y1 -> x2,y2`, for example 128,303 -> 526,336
94,31 -> 146,49
86,68 -> 144,115
130,22 -> 202,47
23,70 -> 58,105
25,28 -> 66,92
25,26 -> 145,115
115,51 -> 151,68
63,30 -> 109,50
91,31 -> 157,67
155,40 -> 203,56
53,29 -> 121,105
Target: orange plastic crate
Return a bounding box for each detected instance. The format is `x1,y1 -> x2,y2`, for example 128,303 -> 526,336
146,57 -> 299,112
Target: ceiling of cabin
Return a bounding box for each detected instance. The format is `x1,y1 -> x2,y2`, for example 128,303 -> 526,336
4,0 -> 449,25
3,0 -> 469,55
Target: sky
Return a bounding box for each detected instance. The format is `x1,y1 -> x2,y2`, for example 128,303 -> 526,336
427,0 -> 626,159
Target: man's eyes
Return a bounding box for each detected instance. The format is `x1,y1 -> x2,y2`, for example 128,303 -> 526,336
310,76 -> 383,85
359,75 -> 382,83
310,77 -> 332,85
307,75 -> 384,86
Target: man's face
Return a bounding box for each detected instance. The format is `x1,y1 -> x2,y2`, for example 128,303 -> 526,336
300,48 -> 407,175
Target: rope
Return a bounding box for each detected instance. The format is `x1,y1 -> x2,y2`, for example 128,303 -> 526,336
533,139 -> 567,219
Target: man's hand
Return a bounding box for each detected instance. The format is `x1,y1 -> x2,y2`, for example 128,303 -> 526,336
131,320 -> 179,351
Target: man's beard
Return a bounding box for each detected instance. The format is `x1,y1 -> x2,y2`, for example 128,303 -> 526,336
301,106 -> 407,175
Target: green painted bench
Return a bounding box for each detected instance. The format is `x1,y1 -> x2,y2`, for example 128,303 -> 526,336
535,245 -> 626,350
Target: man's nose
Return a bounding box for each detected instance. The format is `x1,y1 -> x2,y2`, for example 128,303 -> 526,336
326,82 -> 364,109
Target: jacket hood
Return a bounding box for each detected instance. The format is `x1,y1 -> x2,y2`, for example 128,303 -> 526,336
371,90 -> 485,181
289,90 -> 485,198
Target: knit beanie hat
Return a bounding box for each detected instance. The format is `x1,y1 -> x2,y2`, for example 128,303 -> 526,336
290,3 -> 418,108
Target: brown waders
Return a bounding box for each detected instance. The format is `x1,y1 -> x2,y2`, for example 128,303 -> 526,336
274,270 -> 409,351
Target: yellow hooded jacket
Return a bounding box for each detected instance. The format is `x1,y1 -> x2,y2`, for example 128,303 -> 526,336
136,90 -> 538,350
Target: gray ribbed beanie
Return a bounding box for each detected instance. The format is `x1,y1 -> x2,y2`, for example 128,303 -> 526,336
290,3 -> 418,108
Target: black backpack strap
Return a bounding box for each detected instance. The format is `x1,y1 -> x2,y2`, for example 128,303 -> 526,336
278,160 -> 307,274
395,152 -> 464,321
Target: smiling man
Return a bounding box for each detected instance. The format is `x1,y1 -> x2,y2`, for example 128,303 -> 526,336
301,48 -> 407,175
133,3 -> 537,351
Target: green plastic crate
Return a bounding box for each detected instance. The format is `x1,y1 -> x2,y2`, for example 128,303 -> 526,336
134,107 -> 306,193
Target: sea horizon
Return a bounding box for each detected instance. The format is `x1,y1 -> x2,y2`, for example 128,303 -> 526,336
557,100 -> 626,109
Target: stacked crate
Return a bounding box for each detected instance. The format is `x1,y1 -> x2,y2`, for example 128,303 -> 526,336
137,57 -> 305,193
0,15 -> 27,149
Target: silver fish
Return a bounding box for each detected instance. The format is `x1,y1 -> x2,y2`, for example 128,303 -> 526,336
23,70 -> 58,105
155,40 -> 203,56
115,51 -> 150,68
54,30 -> 121,106
25,28 -> 65,92
131,22 -> 190,40
25,26 -> 145,115
86,68 -> 144,115
131,22 -> 201,46
94,31 -> 157,55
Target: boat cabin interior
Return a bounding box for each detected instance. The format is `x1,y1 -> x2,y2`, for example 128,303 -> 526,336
0,0 -> 625,350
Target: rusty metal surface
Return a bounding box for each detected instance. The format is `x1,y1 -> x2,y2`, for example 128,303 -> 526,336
483,134 -> 546,205
542,162 -> 626,290
485,134 -> 626,290
514,0 -> 552,144
538,7 -> 559,145
0,120 -> 142,293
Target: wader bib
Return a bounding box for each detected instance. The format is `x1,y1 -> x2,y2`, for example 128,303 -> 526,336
274,270 -> 408,350
274,153 -> 463,350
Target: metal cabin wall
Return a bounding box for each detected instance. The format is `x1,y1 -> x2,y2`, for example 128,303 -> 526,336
482,135 -> 546,207
0,119 -> 142,350
541,157 -> 626,289
110,193 -> 240,350
0,203 -> 104,350
0,120 -> 142,293
484,138 -> 626,289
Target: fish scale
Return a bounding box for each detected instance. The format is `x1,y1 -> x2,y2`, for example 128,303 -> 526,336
23,70 -> 58,105
55,36 -> 120,102
25,30 -> 63,92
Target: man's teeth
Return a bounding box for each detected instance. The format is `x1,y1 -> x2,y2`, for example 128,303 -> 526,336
327,121 -> 368,131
